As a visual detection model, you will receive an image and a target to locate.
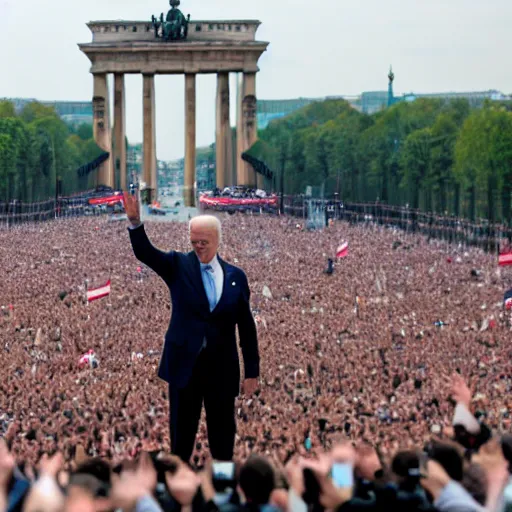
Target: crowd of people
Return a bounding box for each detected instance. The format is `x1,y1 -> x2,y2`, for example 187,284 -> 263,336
209,187 -> 273,199
1,213 -> 512,510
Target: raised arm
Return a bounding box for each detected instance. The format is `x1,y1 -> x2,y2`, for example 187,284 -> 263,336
124,192 -> 174,279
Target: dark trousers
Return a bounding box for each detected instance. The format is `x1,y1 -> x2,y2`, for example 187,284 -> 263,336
169,349 -> 236,462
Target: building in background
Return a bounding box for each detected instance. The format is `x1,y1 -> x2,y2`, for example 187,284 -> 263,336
256,69 -> 511,121
257,96 -> 361,129
361,68 -> 510,114
257,98 -> 319,129
4,98 -> 93,125
360,91 -> 390,115
402,89 -> 509,106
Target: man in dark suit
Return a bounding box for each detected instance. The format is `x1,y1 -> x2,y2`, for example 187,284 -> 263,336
123,192 -> 259,463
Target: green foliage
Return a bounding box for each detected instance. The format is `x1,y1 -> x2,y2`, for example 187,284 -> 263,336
455,109 -> 512,222
0,101 -> 103,201
0,101 -> 16,119
252,96 -> 512,223
0,134 -> 16,200
20,102 -> 59,123
196,145 -> 215,160
72,123 -> 94,141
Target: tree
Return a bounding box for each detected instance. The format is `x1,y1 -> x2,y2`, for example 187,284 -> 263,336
20,102 -> 58,123
30,116 -> 71,199
400,128 -> 432,210
0,101 -> 16,119
0,118 -> 32,201
0,134 -> 16,201
248,95 -> 508,223
74,123 -> 94,141
429,113 -> 458,214
454,108 -> 512,223
0,107 -> 104,201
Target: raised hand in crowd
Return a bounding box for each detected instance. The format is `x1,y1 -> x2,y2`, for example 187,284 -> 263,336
123,191 -> 141,226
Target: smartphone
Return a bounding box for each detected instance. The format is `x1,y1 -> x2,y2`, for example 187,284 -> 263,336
212,461 -> 236,492
331,463 -> 354,488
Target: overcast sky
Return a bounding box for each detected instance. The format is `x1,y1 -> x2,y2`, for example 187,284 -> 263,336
1,0 -> 511,160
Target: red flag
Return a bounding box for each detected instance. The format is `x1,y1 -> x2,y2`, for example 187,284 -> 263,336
499,249 -> 512,266
336,242 -> 349,259
86,279 -> 111,302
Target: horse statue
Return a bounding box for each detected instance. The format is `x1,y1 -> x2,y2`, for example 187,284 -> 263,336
152,0 -> 190,41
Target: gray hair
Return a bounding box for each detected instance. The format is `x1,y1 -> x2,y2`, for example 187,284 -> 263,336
189,215 -> 222,243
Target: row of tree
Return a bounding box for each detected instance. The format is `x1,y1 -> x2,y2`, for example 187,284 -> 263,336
0,100 -> 103,202
249,97 -> 512,223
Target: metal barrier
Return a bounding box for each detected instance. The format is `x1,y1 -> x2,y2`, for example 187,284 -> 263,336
0,189 -> 111,229
282,196 -> 512,254
1,193 -> 510,254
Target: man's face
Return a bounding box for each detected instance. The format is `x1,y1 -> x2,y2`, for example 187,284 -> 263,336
190,224 -> 219,264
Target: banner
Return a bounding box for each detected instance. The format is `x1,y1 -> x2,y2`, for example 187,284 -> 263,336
88,194 -> 124,206
199,195 -> 278,208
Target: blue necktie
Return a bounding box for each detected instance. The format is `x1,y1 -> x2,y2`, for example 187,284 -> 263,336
201,264 -> 217,311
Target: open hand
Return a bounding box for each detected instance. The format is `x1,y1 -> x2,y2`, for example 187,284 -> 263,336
451,373 -> 472,408
420,460 -> 451,500
165,461 -> 201,506
472,438 -> 509,486
123,191 -> 141,226
111,452 -> 157,511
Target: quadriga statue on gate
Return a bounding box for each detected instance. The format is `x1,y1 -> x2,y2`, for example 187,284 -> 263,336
152,0 -> 190,41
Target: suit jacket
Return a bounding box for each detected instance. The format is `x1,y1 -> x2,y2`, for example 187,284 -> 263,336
128,224 -> 259,395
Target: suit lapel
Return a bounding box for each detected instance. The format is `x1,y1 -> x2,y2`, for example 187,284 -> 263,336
212,257 -> 231,314
187,252 -> 210,310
